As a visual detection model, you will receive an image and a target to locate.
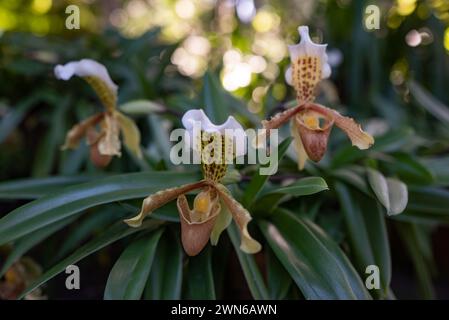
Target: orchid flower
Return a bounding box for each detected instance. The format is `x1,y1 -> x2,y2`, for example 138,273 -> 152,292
259,26 -> 374,170
55,59 -> 142,167
124,109 -> 261,256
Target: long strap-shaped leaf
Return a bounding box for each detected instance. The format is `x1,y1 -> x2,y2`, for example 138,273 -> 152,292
185,246 -> 216,299
258,209 -> 371,300
104,229 -> 164,300
0,171 -> 199,245
228,222 -> 269,300
0,175 -> 103,200
335,182 -> 391,298
0,216 -> 77,277
242,137 -> 292,208
144,229 -> 183,300
18,220 -> 163,299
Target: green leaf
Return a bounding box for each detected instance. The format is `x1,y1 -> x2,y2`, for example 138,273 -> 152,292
261,176 -> 328,197
422,156 -> 449,186
0,96 -> 39,144
242,137 -> 292,208
120,200 -> 181,223
202,71 -> 228,123
104,229 -> 164,300
395,221 -> 436,299
258,209 -> 370,300
252,176 -> 327,216
367,168 -> 408,216
367,168 -> 390,210
387,153 -> 434,185
18,220 -> 163,299
409,80 -> 449,125
185,246 -> 216,299
385,178 -> 408,216
144,229 -> 183,300
53,207 -> 126,262
331,128 -> 414,168
227,222 -> 269,300
332,166 -> 370,195
0,171 -> 199,245
399,187 -> 449,223
407,186 -> 449,214
266,247 -> 292,299
0,175 -> 101,200
31,96 -> 70,177
335,183 -> 391,298
119,100 -> 164,115
0,216 -> 76,277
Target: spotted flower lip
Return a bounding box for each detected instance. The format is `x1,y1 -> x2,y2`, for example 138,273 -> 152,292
55,59 -> 142,166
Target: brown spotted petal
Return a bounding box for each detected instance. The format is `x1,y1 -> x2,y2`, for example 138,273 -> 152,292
177,192 -> 221,256
124,180 -> 207,228
61,112 -> 104,150
215,184 -> 261,254
294,108 -> 334,162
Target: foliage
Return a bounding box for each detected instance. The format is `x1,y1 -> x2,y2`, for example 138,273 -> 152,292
0,0 -> 449,300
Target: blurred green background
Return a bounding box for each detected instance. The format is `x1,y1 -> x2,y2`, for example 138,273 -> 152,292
0,0 -> 449,300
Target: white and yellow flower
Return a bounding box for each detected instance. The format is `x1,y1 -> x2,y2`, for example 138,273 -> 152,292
259,26 -> 374,170
55,59 -> 142,167
285,26 -> 331,104
125,110 -> 261,256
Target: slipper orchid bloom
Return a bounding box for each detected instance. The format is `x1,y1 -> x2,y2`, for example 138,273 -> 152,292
259,26 -> 374,170
55,59 -> 142,167
124,109 -> 261,256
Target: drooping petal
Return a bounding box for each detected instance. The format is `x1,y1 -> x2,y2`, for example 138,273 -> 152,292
332,111 -> 375,150
61,112 -> 104,150
54,59 -> 118,112
116,112 -> 143,159
210,200 -> 232,246
305,103 -> 374,150
177,192 -> 221,256
290,118 -> 309,170
293,109 -> 334,162
98,113 -> 121,156
215,184 -> 261,254
124,180 -> 207,227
